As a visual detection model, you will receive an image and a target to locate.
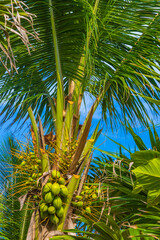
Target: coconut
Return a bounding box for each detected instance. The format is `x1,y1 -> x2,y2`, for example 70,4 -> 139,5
48,206 -> 56,214
49,215 -> 59,224
77,201 -> 83,207
60,185 -> 68,197
80,191 -> 85,196
92,193 -> 97,199
36,159 -> 41,163
40,203 -> 48,212
20,161 -> 25,166
71,202 -> 77,207
83,186 -> 89,190
32,173 -> 37,179
56,206 -> 64,218
51,183 -> 60,196
44,192 -> 54,204
75,195 -> 82,200
33,165 -> 39,170
29,177 -> 33,182
42,183 -> 52,194
85,207 -> 91,214
58,177 -> 65,185
53,196 -> 62,209
51,170 -> 61,179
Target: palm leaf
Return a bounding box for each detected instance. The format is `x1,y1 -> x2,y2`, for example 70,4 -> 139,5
0,137 -> 31,240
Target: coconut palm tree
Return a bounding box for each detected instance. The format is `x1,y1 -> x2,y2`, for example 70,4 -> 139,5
1,0 -> 160,239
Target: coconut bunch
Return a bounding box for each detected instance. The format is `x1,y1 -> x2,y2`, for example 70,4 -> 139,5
19,152 -> 42,186
72,185 -> 100,215
39,170 -> 68,225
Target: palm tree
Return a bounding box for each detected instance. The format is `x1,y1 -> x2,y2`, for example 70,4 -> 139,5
1,0 -> 160,239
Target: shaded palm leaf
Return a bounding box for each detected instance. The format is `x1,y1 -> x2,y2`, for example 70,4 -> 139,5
0,137 -> 31,240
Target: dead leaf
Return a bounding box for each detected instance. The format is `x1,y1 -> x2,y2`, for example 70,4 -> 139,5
18,193 -> 28,210
26,211 -> 36,240
44,132 -> 56,146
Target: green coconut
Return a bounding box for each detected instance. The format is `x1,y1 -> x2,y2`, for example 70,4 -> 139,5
53,196 -> 62,209
30,153 -> 36,159
48,206 -> 56,214
56,206 -> 64,218
71,202 -> 77,207
49,215 -> 59,224
32,173 -> 37,179
36,159 -> 41,163
51,170 -> 61,179
42,183 -> 52,194
58,177 -> 65,185
44,192 -> 54,204
33,165 -> 39,170
51,183 -> 60,196
60,185 -> 68,197
20,161 -> 25,166
80,191 -> 85,196
40,203 -> 48,212
83,186 -> 89,190
85,207 -> 91,214
75,195 -> 82,200
92,193 -> 97,200
29,177 -> 34,182
96,189 -> 101,195
33,195 -> 38,199
77,201 -> 83,207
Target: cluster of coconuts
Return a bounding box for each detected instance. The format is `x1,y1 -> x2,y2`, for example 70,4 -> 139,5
39,170 -> 68,225
72,185 -> 99,214
20,153 -> 42,185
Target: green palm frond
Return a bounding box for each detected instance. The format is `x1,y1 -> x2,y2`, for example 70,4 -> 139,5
0,0 -> 160,127
90,123 -> 160,239
0,137 -> 31,240
91,154 -> 160,239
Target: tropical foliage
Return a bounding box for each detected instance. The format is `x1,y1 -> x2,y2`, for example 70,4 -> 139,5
0,137 -> 31,240
0,0 -> 160,240
89,123 -> 160,239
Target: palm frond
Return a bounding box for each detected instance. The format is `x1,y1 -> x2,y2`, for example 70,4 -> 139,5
0,137 -> 31,240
